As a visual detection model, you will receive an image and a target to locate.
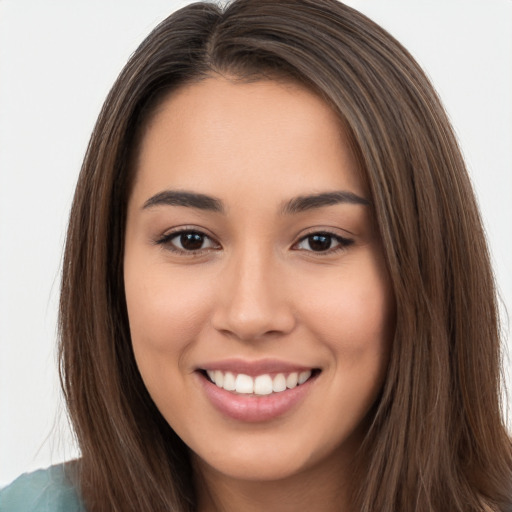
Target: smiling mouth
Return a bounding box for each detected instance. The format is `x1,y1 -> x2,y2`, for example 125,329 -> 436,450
200,369 -> 321,396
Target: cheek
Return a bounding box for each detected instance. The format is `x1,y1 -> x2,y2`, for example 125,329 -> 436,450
124,258 -> 214,358
308,258 -> 393,423
123,258 -> 217,427
299,257 -> 394,356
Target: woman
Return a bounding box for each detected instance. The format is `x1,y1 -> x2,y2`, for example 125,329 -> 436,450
1,0 -> 510,510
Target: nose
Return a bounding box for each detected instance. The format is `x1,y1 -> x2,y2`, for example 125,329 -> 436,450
211,249 -> 296,341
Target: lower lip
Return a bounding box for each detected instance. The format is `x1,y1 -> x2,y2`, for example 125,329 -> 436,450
197,372 -> 317,423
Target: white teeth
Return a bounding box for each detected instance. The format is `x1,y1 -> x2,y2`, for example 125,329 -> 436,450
214,370 -> 224,388
298,370 -> 312,385
235,374 -> 254,394
254,375 -> 273,395
223,371 -> 236,391
286,372 -> 298,389
207,369 -> 315,394
272,373 -> 287,392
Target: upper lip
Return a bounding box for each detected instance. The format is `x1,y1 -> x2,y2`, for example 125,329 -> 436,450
197,358 -> 318,376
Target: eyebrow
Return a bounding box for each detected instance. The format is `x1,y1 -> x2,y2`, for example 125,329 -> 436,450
142,190 -> 224,212
142,189 -> 370,214
281,191 -> 370,214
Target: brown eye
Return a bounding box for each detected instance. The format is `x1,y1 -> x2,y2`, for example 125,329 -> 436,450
179,232 -> 206,251
295,232 -> 353,253
156,230 -> 219,253
307,234 -> 333,252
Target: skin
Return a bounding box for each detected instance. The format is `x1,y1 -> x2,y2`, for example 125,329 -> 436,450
124,77 -> 395,512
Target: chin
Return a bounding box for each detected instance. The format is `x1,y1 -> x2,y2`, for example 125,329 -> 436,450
190,426 -> 358,485
196,451 -> 311,482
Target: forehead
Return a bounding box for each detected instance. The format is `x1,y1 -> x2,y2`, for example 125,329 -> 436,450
132,77 -> 366,203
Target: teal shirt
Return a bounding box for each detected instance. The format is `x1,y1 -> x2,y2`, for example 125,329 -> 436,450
0,465 -> 85,512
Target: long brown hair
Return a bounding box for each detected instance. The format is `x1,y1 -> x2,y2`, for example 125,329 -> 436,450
59,1 -> 512,510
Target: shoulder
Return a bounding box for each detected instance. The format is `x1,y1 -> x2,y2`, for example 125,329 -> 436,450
0,464 -> 85,512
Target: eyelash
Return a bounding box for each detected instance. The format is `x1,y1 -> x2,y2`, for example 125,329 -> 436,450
155,228 -> 220,255
154,229 -> 354,256
293,231 -> 354,254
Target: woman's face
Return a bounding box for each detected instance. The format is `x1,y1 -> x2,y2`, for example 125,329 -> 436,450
124,77 -> 394,484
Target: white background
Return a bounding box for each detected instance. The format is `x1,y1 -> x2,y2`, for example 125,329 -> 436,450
1,0 -> 511,487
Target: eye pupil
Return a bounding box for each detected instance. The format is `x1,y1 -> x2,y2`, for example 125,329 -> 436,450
180,232 -> 204,250
308,234 -> 332,251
